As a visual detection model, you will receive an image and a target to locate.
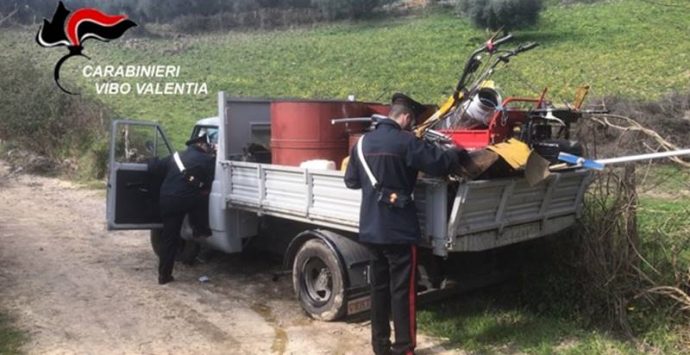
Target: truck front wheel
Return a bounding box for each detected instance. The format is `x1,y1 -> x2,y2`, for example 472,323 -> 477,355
292,239 -> 346,321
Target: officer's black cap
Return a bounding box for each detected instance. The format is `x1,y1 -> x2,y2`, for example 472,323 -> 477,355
391,93 -> 426,118
185,134 -> 210,146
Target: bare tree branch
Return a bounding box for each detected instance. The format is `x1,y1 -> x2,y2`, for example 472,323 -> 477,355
588,113 -> 690,168
637,286 -> 690,312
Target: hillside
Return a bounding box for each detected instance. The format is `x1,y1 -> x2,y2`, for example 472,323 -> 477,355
1,1 -> 688,352
1,0 -> 687,146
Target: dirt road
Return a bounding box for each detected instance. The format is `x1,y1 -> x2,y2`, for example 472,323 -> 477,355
0,163 -> 451,354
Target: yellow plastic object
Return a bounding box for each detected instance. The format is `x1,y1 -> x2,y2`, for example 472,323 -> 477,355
486,138 -> 532,169
573,85 -> 589,109
479,80 -> 496,89
414,95 -> 458,138
340,156 -> 350,172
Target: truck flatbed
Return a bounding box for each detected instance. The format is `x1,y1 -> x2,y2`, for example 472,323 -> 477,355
219,159 -> 591,256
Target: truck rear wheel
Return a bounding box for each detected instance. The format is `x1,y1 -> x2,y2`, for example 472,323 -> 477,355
292,239 -> 346,321
150,229 -> 200,265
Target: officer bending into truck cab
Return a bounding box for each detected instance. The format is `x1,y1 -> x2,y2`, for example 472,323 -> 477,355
345,93 -> 469,355
148,134 -> 216,285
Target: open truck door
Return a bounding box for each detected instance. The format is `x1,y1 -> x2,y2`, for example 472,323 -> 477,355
107,120 -> 173,230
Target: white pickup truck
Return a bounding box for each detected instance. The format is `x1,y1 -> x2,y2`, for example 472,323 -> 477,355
106,92 -> 592,320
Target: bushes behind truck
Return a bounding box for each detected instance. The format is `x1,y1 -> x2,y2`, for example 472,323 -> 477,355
0,52 -> 112,179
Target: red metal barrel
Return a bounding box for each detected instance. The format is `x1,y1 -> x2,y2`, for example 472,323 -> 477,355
366,103 -> 391,117
271,100 -> 368,166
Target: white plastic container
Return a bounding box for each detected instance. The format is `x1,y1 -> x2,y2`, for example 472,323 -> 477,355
299,159 -> 337,170
460,87 -> 502,127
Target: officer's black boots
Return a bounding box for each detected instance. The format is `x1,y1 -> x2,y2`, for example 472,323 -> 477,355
158,275 -> 174,285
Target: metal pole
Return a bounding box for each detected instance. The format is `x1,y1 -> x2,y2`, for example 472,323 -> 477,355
331,114 -> 387,125
596,149 -> 690,165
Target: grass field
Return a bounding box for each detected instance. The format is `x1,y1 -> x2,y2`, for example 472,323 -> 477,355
0,312 -> 25,355
1,0 -> 688,352
2,0 -> 688,146
416,165 -> 690,353
418,284 -> 688,354
417,290 -> 639,354
418,212 -> 689,352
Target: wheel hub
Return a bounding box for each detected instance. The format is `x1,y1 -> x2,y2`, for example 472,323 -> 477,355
303,257 -> 332,305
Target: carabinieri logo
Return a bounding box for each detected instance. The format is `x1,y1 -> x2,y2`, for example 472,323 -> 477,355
36,1 -> 137,95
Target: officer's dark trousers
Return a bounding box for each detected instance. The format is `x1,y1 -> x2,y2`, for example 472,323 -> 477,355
158,196 -> 208,281
368,244 -> 417,355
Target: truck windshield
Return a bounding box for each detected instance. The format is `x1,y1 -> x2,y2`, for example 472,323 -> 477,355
191,125 -> 219,144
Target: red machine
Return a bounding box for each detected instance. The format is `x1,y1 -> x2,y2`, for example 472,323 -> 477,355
439,96 -> 543,150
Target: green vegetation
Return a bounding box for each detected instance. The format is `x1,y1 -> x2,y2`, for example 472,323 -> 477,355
418,166 -> 689,353
418,290 -> 638,354
0,1 -> 687,351
458,0 -> 543,30
1,0 -> 385,26
637,165 -> 689,252
0,51 -> 112,179
0,312 -> 25,355
2,0 -> 688,147
311,0 -> 394,20
420,290 -> 688,353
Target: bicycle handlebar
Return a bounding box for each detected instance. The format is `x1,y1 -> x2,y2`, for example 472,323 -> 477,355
419,36 -> 540,138
498,42 -> 539,63
516,41 -> 539,54
456,33 -> 514,93
491,33 -> 513,48
453,36 -> 540,103
471,33 -> 513,58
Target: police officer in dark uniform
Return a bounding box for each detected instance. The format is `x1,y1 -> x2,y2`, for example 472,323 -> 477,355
148,134 -> 215,285
345,93 -> 465,355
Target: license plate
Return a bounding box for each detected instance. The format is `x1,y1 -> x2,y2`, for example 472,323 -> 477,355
347,296 -> 371,315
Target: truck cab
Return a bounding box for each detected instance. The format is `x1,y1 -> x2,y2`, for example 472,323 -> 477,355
106,114 -> 257,257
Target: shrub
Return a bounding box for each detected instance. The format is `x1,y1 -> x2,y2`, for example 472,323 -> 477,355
0,53 -> 112,177
171,8 -> 324,33
311,0 -> 393,20
559,0 -> 604,4
457,0 -> 543,30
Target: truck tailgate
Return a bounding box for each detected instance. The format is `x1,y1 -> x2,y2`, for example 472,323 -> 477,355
445,170 -> 592,252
